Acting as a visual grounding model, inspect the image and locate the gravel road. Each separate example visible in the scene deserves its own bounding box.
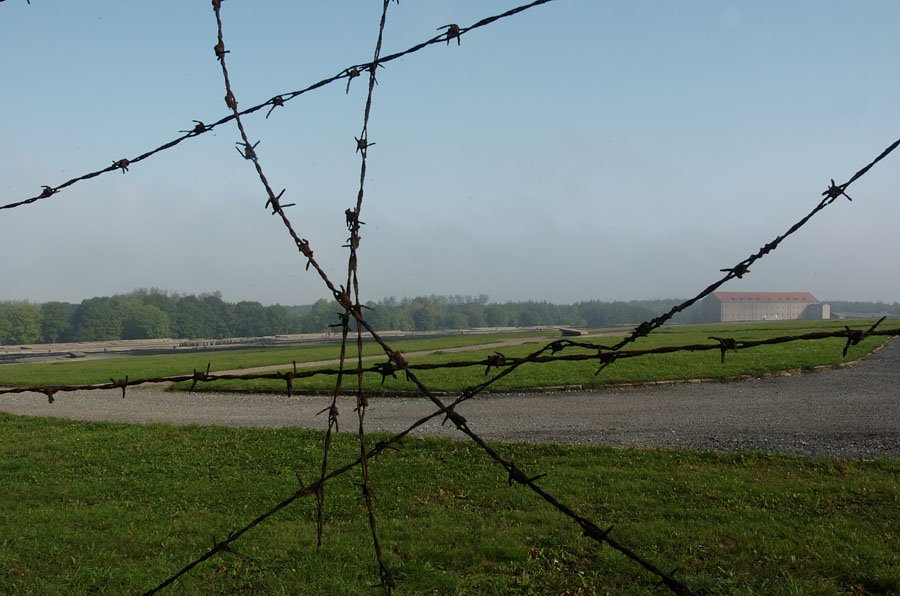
[2,340,897,459]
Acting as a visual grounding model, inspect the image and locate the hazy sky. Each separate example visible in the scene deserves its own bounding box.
[2,1,898,306]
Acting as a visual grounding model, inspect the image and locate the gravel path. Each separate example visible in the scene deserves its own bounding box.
[2,340,898,459]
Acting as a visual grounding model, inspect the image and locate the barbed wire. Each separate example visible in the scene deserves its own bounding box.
[3,0,898,593]
[196,1,696,590]
[333,0,394,591]
[0,0,557,213]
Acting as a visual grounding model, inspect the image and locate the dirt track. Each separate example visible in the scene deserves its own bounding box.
[1,340,898,459]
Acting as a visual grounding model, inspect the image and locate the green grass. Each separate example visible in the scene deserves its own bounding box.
[0,413,896,594]
[0,331,550,388]
[184,320,892,394]
[0,322,891,395]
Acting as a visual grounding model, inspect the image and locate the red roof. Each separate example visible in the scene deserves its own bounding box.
[712,292,818,303]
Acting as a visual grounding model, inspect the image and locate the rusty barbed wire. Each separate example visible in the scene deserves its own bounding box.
[209,0,399,590]
[3,0,897,592]
[207,0,351,343]
[0,0,558,213]
[211,0,345,561]
[333,0,395,592]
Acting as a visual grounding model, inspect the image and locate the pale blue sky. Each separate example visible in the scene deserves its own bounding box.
[2,1,898,305]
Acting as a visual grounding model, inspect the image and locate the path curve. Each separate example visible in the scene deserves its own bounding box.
[1,340,897,459]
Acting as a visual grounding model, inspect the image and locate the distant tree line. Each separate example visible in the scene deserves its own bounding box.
[7,290,893,346]
[827,301,900,316]
[0,290,299,345]
[359,295,705,331]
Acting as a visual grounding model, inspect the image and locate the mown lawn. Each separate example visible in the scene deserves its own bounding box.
[0,414,896,594]
[0,331,551,388]
[181,320,892,394]
[0,321,890,396]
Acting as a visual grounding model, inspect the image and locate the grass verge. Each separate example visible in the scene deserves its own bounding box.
[1,414,897,594]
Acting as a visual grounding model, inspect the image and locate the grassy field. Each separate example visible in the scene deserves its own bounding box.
[184,320,891,394]
[0,321,890,396]
[0,332,549,388]
[0,414,896,595]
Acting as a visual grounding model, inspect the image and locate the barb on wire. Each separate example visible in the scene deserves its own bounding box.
[439,24,461,46]
[235,140,260,160]
[179,120,210,135]
[709,337,738,364]
[842,316,886,357]
[110,376,129,399]
[189,363,211,393]
[1,0,558,212]
[345,67,361,94]
[265,95,285,119]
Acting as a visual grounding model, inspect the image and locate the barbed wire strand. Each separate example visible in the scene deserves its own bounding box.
[206,0,350,355]
[417,138,898,409]
[0,0,557,213]
[315,315,349,549]
[195,0,687,587]
[341,0,394,591]
[208,1,384,587]
[600,139,900,361]
[210,3,393,590]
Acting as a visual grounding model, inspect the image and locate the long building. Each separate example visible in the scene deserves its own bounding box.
[702,292,830,323]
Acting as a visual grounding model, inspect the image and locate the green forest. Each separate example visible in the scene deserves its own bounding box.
[1,290,897,345]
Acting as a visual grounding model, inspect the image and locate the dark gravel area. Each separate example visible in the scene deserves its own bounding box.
[1,340,897,459]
